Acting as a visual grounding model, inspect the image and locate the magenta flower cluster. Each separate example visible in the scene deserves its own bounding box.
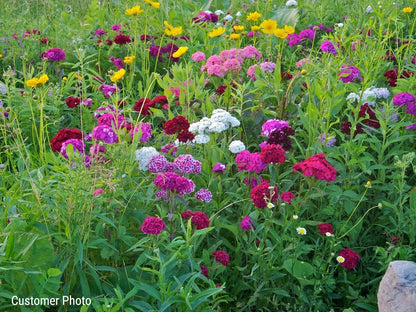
[293,153,337,182]
[338,65,363,83]
[235,150,267,174]
[195,189,213,202]
[140,216,166,235]
[154,172,195,196]
[42,47,66,61]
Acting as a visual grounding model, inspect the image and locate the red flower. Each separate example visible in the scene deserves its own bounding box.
[250,181,278,208]
[212,250,230,266]
[260,144,286,164]
[140,216,166,235]
[114,34,131,44]
[317,223,334,235]
[65,96,81,108]
[293,153,337,182]
[338,248,360,269]
[177,130,195,143]
[181,211,210,230]
[215,85,227,95]
[50,128,83,152]
[40,38,48,44]
[133,98,153,115]
[151,95,169,109]
[280,191,295,204]
[163,116,190,135]
[200,265,209,278]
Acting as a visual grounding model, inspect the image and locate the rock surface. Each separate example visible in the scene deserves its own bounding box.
[378,260,416,312]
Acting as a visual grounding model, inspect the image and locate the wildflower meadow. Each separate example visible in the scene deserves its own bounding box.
[1,0,416,311]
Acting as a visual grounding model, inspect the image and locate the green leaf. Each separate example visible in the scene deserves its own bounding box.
[47,268,61,277]
[282,259,315,279]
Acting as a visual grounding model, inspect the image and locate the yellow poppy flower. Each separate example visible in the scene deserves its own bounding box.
[230,33,241,40]
[233,25,244,32]
[260,19,278,34]
[247,11,261,21]
[26,74,49,87]
[284,25,295,34]
[164,21,183,36]
[143,0,160,8]
[251,25,260,31]
[403,7,413,13]
[110,68,126,82]
[274,28,288,39]
[208,26,226,38]
[125,5,143,15]
[172,46,188,58]
[124,55,136,64]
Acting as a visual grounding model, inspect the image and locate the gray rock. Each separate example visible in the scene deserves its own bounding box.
[378,260,416,312]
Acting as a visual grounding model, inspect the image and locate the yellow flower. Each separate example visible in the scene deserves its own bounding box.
[284,25,295,34]
[38,74,49,84]
[124,55,136,64]
[26,74,49,87]
[0,54,2,58]
[208,26,226,38]
[403,7,413,13]
[62,77,68,82]
[230,33,241,40]
[247,11,261,21]
[75,74,82,80]
[267,202,275,208]
[251,25,260,31]
[110,68,126,82]
[143,0,160,8]
[125,5,143,15]
[365,181,371,188]
[233,25,244,32]
[164,21,183,36]
[172,46,188,58]
[274,28,289,39]
[260,19,278,34]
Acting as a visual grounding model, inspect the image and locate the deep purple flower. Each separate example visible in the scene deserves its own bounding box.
[109,56,124,69]
[338,65,362,83]
[92,125,118,143]
[60,139,85,159]
[240,216,254,230]
[94,29,107,36]
[141,216,166,235]
[393,93,415,107]
[212,163,226,172]
[320,40,337,55]
[43,48,66,61]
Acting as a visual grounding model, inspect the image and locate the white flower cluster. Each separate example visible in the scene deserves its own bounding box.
[189,109,241,144]
[229,140,246,153]
[286,0,298,7]
[346,86,390,106]
[135,147,159,171]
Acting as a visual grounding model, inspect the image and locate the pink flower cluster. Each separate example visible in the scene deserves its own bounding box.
[212,250,230,266]
[235,150,267,174]
[140,216,166,235]
[240,216,254,230]
[181,210,210,230]
[293,153,337,182]
[174,154,201,174]
[195,188,213,202]
[130,122,152,142]
[261,119,290,136]
[201,46,261,78]
[60,139,85,159]
[250,180,278,208]
[154,172,195,196]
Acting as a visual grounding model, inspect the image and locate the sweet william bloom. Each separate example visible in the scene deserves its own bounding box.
[195,189,213,202]
[240,216,254,230]
[260,19,278,34]
[125,5,143,15]
[43,47,65,61]
[338,65,362,83]
[247,11,261,21]
[182,211,210,230]
[212,162,226,172]
[393,93,415,106]
[172,47,188,58]
[208,27,226,38]
[93,188,104,195]
[212,250,230,266]
[192,51,206,62]
[200,265,209,278]
[318,223,334,235]
[280,191,295,203]
[110,68,126,82]
[141,216,166,235]
[50,128,83,152]
[338,248,360,269]
[320,40,337,55]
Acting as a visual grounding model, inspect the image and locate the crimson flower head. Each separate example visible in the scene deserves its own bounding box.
[133,98,153,115]
[65,96,81,108]
[212,250,230,266]
[181,211,210,230]
[163,116,190,135]
[293,153,337,182]
[50,128,83,152]
[317,223,334,235]
[250,181,278,208]
[140,216,166,235]
[338,248,360,269]
[260,144,286,164]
